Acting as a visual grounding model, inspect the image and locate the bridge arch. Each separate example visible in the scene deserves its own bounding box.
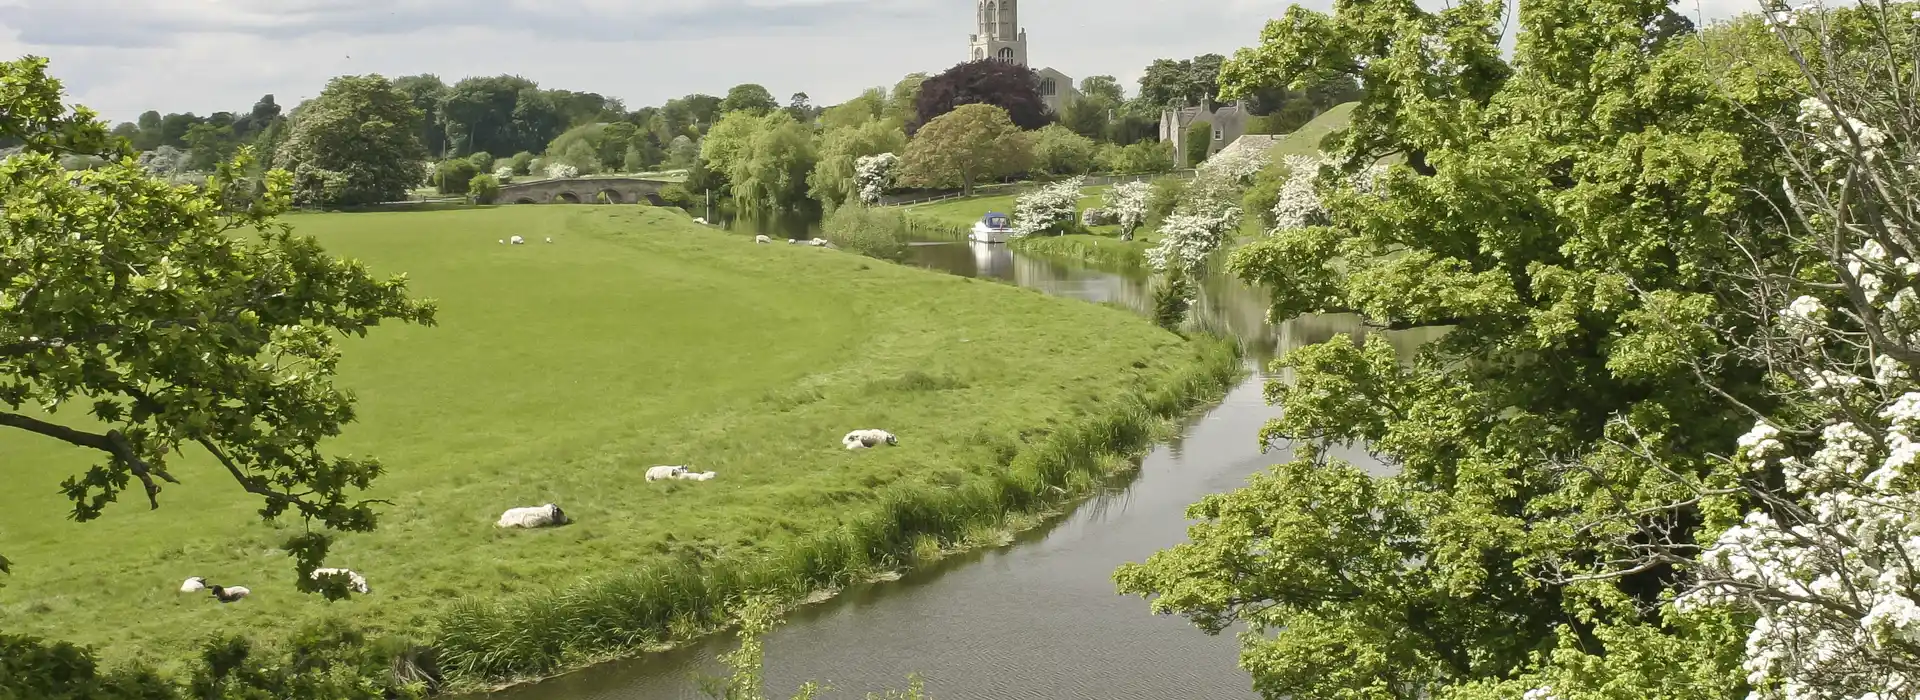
[554,192,581,204]
[596,189,623,204]
[514,197,537,205]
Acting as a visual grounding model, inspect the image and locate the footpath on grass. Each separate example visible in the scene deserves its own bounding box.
[0,205,1240,692]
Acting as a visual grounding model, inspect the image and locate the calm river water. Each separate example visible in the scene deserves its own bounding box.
[480,235,1438,700]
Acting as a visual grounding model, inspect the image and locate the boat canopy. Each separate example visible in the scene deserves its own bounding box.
[980,212,1011,228]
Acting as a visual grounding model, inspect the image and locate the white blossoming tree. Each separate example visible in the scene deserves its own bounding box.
[1104,181,1151,241]
[854,152,898,205]
[1011,177,1085,237]
[544,162,580,180]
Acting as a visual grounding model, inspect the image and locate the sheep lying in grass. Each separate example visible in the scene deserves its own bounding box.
[180,577,207,593]
[755,234,772,244]
[809,238,830,247]
[310,568,371,594]
[677,471,717,481]
[509,235,526,245]
[646,465,690,482]
[210,585,250,603]
[693,217,708,225]
[497,504,568,528]
[843,429,898,450]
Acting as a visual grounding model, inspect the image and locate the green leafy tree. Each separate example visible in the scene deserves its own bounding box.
[509,150,535,175]
[1059,98,1111,140]
[466,151,494,173]
[898,103,1032,196]
[731,113,818,213]
[469,173,501,204]
[1116,2,1798,698]
[434,158,479,195]
[808,118,908,207]
[885,73,928,124]
[182,122,237,171]
[721,84,779,115]
[1099,140,1173,174]
[0,57,437,593]
[275,74,428,206]
[1030,124,1099,176]
[667,136,699,170]
[1078,75,1126,106]
[699,111,772,184]
[392,74,449,157]
[819,88,888,131]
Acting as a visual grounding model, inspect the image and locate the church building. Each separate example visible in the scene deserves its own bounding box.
[967,0,1081,114]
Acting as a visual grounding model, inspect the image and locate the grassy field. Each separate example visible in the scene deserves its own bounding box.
[0,205,1234,682]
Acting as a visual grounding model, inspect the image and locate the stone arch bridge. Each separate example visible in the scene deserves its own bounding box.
[498,177,673,205]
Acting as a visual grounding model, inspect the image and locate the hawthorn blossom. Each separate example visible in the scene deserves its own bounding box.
[1103,181,1151,241]
[545,163,580,179]
[1012,177,1085,237]
[1146,207,1241,275]
[854,153,899,205]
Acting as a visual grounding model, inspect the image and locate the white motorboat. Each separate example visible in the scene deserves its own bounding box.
[968,211,1012,244]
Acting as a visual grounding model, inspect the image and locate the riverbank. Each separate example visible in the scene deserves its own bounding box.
[0,205,1241,691]
[901,187,1161,268]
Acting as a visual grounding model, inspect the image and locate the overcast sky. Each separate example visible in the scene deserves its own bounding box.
[0,0,1757,124]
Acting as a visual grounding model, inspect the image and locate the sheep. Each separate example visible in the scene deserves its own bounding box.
[180,576,207,593]
[497,504,569,529]
[310,568,371,594]
[843,429,899,449]
[693,217,708,225]
[498,239,505,245]
[509,235,526,245]
[646,465,690,482]
[755,234,772,244]
[674,471,717,481]
[210,585,251,603]
[545,237,554,244]
[810,238,830,247]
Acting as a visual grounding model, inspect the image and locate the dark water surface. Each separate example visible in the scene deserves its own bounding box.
[481,237,1437,700]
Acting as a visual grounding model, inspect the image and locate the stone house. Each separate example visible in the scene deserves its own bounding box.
[1160,98,1255,166]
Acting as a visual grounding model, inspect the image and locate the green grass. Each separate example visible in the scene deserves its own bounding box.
[0,205,1236,684]
[1266,102,1358,160]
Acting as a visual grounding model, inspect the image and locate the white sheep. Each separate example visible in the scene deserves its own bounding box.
[810,238,830,247]
[310,568,371,594]
[755,234,772,244]
[545,237,554,244]
[498,239,505,245]
[497,504,569,528]
[843,429,898,450]
[674,471,717,481]
[210,585,251,603]
[646,465,690,482]
[180,576,207,593]
[693,217,708,225]
[509,235,526,245]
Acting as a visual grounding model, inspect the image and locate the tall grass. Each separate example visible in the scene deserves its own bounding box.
[432,338,1243,686]
[1009,235,1149,269]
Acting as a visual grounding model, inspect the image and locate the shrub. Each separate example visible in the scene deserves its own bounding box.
[493,165,515,183]
[469,174,501,204]
[0,634,175,699]
[1145,176,1188,225]
[466,151,495,173]
[1151,272,1194,331]
[854,152,899,205]
[1099,140,1174,174]
[1011,177,1085,237]
[657,183,695,210]
[544,162,580,179]
[823,204,910,260]
[434,159,480,195]
[509,151,535,176]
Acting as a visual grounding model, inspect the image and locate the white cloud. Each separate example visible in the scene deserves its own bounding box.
[0,0,1763,124]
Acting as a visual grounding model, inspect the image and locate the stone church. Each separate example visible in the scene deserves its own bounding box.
[967,0,1081,114]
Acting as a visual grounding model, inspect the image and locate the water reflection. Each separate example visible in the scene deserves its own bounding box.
[482,236,1438,700]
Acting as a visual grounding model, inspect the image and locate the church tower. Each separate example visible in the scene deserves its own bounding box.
[968,0,1028,66]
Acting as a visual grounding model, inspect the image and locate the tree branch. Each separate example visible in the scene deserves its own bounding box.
[0,411,178,508]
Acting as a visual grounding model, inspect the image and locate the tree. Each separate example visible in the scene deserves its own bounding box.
[1059,98,1111,140]
[699,111,772,187]
[886,73,928,124]
[1079,75,1125,106]
[438,75,537,156]
[721,84,779,115]
[0,57,437,595]
[1103,181,1150,241]
[898,103,1032,195]
[731,114,818,214]
[275,74,428,206]
[466,151,494,173]
[912,60,1051,132]
[1099,140,1173,174]
[468,173,501,204]
[1011,177,1084,237]
[808,118,908,207]
[666,136,699,170]
[1183,121,1212,166]
[820,88,888,131]
[1137,58,1191,108]
[183,122,237,171]
[433,158,479,195]
[1114,0,1820,697]
[1029,124,1099,176]
[786,92,814,123]
[391,75,449,157]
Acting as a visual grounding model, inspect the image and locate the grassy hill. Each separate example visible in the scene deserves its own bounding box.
[0,205,1234,682]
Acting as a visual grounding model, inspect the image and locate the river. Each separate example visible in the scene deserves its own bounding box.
[480,234,1440,700]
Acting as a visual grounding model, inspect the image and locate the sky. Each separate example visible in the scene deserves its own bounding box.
[0,0,1758,125]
